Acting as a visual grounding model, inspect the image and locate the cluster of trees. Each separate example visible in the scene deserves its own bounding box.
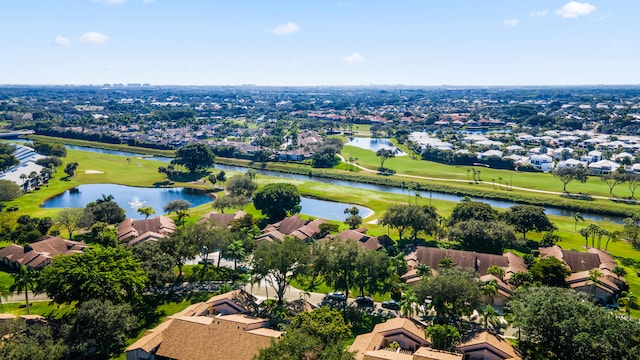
[0,143,18,171]
[311,137,344,168]
[30,141,66,157]
[509,287,640,359]
[173,143,215,173]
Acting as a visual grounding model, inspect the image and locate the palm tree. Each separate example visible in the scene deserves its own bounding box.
[586,224,601,248]
[19,173,27,186]
[176,209,190,225]
[586,269,603,297]
[487,265,506,281]
[10,265,37,315]
[618,291,638,314]
[573,212,585,231]
[579,227,590,249]
[224,240,246,270]
[605,230,620,251]
[480,279,499,305]
[480,305,500,330]
[400,290,418,318]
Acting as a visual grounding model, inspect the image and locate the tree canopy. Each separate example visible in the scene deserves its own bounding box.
[414,267,480,322]
[528,256,570,288]
[508,286,640,360]
[225,174,258,198]
[553,165,588,192]
[0,179,21,202]
[37,245,148,305]
[448,198,498,226]
[504,205,555,239]
[448,219,515,254]
[251,237,309,305]
[173,143,215,172]
[253,183,301,221]
[83,195,126,225]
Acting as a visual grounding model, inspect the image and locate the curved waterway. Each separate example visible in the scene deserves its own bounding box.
[41,184,373,222]
[52,143,625,223]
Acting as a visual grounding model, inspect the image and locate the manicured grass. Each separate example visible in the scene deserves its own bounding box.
[341,144,640,200]
[0,301,76,319]
[0,271,14,289]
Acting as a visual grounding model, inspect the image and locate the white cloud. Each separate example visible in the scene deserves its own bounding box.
[271,22,300,35]
[79,32,110,44]
[54,36,71,46]
[530,10,548,17]
[503,19,518,27]
[556,2,596,18]
[343,52,365,64]
[92,0,128,4]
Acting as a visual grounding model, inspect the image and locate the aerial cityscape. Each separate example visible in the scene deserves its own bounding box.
[0,1,639,360]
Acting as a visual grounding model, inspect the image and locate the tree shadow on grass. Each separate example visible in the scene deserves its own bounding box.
[167,170,210,183]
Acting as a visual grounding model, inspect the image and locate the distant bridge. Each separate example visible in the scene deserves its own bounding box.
[0,130,34,139]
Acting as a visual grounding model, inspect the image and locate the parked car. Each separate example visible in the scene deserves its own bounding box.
[327,291,347,301]
[355,295,374,307]
[381,300,400,310]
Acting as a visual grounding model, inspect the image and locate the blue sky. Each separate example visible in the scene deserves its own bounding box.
[1,1,637,86]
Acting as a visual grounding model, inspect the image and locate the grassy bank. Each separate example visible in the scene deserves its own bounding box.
[24,135,175,157]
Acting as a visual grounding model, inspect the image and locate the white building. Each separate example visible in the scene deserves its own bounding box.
[529,154,554,172]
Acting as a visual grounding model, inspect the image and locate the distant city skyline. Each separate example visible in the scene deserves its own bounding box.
[2,1,637,86]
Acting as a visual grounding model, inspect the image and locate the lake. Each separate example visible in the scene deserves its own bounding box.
[42,184,373,221]
[346,137,407,156]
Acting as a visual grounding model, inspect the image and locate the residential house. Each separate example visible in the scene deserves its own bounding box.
[587,159,620,175]
[331,228,394,251]
[126,290,281,360]
[0,236,88,270]
[528,154,554,172]
[456,331,521,360]
[117,216,176,246]
[256,215,326,242]
[200,210,247,229]
[580,150,602,163]
[539,246,625,304]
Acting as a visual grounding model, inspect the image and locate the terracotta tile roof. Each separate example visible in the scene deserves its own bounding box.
[457,331,520,360]
[117,216,176,244]
[275,215,307,235]
[127,318,174,353]
[0,244,25,261]
[407,247,509,275]
[566,270,619,292]
[539,245,601,272]
[0,237,87,269]
[336,229,383,251]
[200,210,246,228]
[350,318,429,360]
[155,315,280,360]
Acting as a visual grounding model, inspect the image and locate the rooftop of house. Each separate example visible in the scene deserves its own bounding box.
[199,210,246,228]
[0,236,88,269]
[457,331,521,360]
[117,216,176,245]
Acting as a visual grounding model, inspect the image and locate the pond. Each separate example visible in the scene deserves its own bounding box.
[41,184,374,221]
[346,137,407,156]
[36,143,625,223]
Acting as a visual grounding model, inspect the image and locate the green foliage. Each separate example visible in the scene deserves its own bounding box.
[0,179,21,202]
[71,299,137,359]
[225,174,257,197]
[376,148,395,169]
[31,141,67,157]
[256,307,354,360]
[252,237,309,305]
[84,194,126,225]
[35,156,63,168]
[86,222,119,247]
[414,267,480,322]
[312,145,340,168]
[253,183,301,221]
[529,256,570,287]
[504,205,555,239]
[379,204,437,241]
[553,165,588,192]
[163,199,191,214]
[448,219,515,254]
[0,153,18,171]
[136,205,156,219]
[9,265,37,315]
[343,206,363,230]
[448,198,498,226]
[0,321,67,360]
[508,286,640,360]
[63,161,78,177]
[424,324,461,351]
[37,245,148,305]
[2,215,52,244]
[174,143,215,172]
[54,208,88,239]
[132,241,175,287]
